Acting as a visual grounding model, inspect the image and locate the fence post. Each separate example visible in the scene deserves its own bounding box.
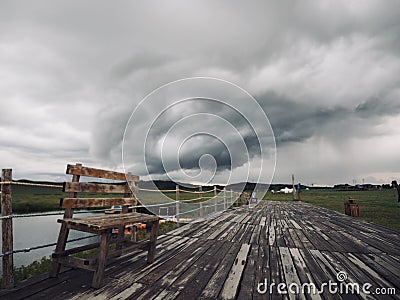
[2,168,14,289]
[176,185,180,227]
[199,185,203,218]
[214,186,217,212]
[292,174,295,201]
[223,189,226,210]
[230,189,233,207]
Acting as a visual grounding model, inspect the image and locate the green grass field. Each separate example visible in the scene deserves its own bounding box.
[262,189,400,230]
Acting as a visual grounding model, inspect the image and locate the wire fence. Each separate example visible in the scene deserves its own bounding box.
[0,180,241,253]
[0,235,97,258]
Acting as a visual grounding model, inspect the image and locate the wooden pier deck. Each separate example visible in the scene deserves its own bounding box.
[1,201,399,299]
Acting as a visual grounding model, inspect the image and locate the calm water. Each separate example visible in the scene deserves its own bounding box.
[0,212,100,273]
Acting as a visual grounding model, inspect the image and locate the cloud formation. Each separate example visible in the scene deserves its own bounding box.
[0,0,399,185]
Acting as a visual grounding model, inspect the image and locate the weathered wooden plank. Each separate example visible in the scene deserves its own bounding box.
[207,220,232,240]
[1,168,14,289]
[109,282,144,300]
[192,218,222,239]
[58,256,97,272]
[92,233,111,288]
[289,248,322,300]
[61,212,157,226]
[279,247,306,300]
[107,241,149,259]
[375,253,400,273]
[281,225,296,248]
[249,224,262,245]
[298,249,337,300]
[352,253,400,288]
[289,219,302,229]
[231,223,249,243]
[200,242,241,299]
[220,243,251,300]
[236,243,258,299]
[75,236,177,297]
[241,214,252,224]
[259,216,267,226]
[346,252,395,289]
[50,169,80,278]
[269,245,285,300]
[287,228,304,249]
[293,228,314,249]
[66,164,139,181]
[0,269,89,300]
[147,220,159,263]
[170,240,233,299]
[218,222,242,242]
[137,239,213,290]
[324,251,379,300]
[52,242,100,258]
[63,182,132,194]
[103,236,194,291]
[252,243,270,300]
[61,197,137,208]
[268,222,276,246]
[309,249,339,279]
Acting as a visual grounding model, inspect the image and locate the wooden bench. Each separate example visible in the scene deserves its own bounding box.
[50,163,159,288]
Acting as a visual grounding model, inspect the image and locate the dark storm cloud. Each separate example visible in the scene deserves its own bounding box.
[355,97,400,118]
[255,88,400,148]
[256,92,346,145]
[139,98,263,175]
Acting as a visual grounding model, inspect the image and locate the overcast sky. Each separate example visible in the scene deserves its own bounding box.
[1,0,400,186]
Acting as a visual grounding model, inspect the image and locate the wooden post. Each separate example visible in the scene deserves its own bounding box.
[292,174,295,201]
[147,220,159,263]
[129,175,137,242]
[1,168,14,289]
[223,189,227,210]
[199,186,203,218]
[92,233,110,288]
[214,186,217,212]
[176,185,180,227]
[230,189,233,207]
[51,163,81,277]
[128,172,137,213]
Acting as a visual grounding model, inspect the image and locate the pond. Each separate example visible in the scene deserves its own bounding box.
[0,212,100,274]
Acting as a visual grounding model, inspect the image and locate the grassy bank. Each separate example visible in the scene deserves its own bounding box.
[5,185,65,213]
[6,185,215,214]
[262,189,400,230]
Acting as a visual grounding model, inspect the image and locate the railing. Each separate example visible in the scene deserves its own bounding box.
[0,168,242,288]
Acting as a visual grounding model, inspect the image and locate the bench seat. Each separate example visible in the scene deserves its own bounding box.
[59,212,159,233]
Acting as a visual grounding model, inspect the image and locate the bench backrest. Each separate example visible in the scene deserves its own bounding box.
[60,163,139,211]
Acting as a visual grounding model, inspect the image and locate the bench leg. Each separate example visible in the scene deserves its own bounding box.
[92,232,110,288]
[147,220,159,263]
[116,225,125,253]
[50,224,70,277]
